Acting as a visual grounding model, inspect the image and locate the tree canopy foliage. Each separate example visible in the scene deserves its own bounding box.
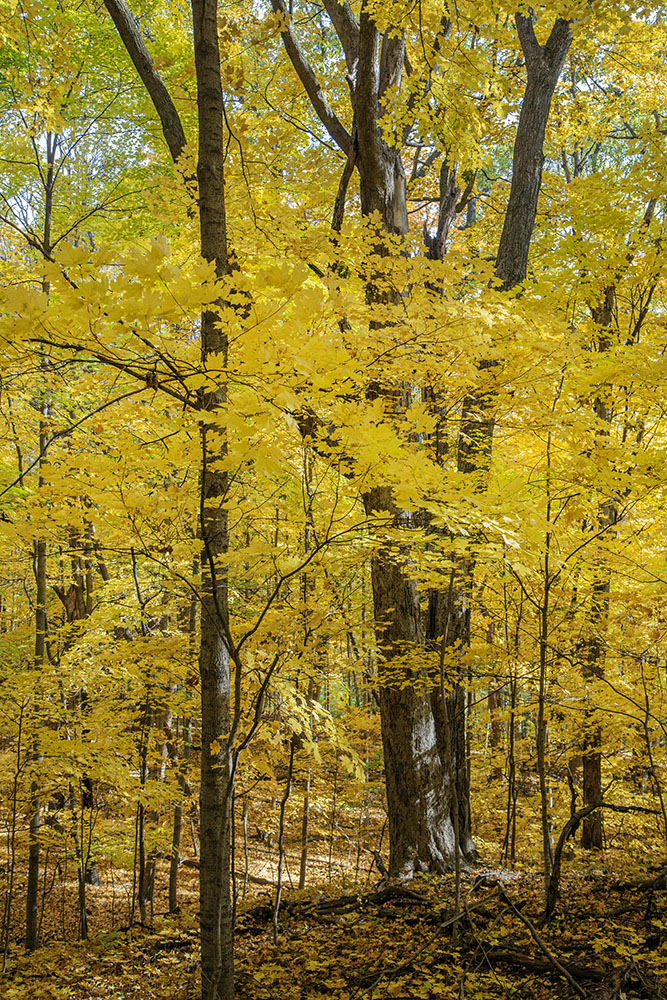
[2,0,667,997]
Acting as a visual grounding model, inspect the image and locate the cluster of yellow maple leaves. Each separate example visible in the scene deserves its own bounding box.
[0,0,666,968]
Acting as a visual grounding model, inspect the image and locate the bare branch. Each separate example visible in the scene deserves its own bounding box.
[321,0,359,76]
[499,886,586,998]
[270,0,351,153]
[103,0,187,163]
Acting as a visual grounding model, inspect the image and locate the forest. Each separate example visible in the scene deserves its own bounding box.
[1,0,667,997]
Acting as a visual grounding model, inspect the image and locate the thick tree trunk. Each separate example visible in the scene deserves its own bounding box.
[440,15,573,868]
[355,8,466,877]
[275,2,573,878]
[426,567,475,858]
[358,9,572,878]
[365,487,460,874]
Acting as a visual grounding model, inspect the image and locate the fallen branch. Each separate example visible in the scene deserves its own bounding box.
[181,859,280,888]
[499,887,586,997]
[616,869,667,892]
[348,891,501,993]
[483,948,605,983]
[605,889,654,919]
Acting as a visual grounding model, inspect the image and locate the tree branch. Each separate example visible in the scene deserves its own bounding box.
[543,799,662,923]
[322,0,359,77]
[495,14,572,287]
[514,13,542,67]
[103,0,187,164]
[355,2,381,166]
[270,0,351,153]
[499,887,586,998]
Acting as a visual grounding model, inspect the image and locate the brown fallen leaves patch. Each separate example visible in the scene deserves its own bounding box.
[4,853,667,999]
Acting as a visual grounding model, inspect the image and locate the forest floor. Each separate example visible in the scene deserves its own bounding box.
[3,840,667,1000]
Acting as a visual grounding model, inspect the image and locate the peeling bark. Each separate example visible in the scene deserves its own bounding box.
[365,487,459,873]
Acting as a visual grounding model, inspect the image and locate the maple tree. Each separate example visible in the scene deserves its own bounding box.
[2,0,667,999]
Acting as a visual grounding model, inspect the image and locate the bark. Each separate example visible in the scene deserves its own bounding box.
[582,392,613,849]
[169,716,192,912]
[496,16,572,290]
[269,0,351,153]
[106,0,235,989]
[456,10,573,512]
[321,0,359,75]
[501,667,519,863]
[537,491,554,887]
[355,9,407,235]
[273,737,296,942]
[353,5,457,877]
[578,203,654,847]
[424,160,461,262]
[192,1,234,996]
[488,687,502,752]
[106,0,232,988]
[298,768,311,889]
[27,130,57,954]
[365,487,462,873]
[170,583,197,913]
[429,15,570,871]
[26,536,46,950]
[425,564,475,858]
[107,0,234,989]
[443,16,572,872]
[102,0,187,163]
[276,2,572,879]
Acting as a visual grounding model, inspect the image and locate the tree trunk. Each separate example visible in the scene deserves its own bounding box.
[271,1,573,879]
[577,201,655,846]
[581,573,610,849]
[354,10,467,877]
[358,8,572,878]
[102,1,234,991]
[27,130,57,953]
[26,535,46,951]
[192,0,234,996]
[580,289,616,849]
[169,716,192,913]
[365,491,461,874]
[298,768,311,889]
[426,566,475,858]
[496,16,572,290]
